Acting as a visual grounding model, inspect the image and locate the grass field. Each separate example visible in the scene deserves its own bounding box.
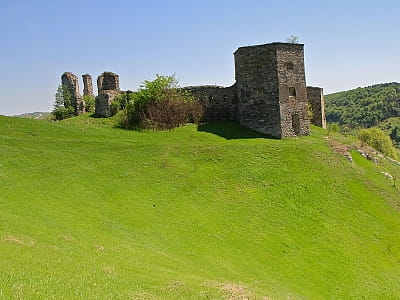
[1,114,400,299]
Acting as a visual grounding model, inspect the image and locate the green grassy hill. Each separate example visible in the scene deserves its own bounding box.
[1,115,400,299]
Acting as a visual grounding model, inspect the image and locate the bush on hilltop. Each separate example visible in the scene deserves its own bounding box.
[118,74,203,130]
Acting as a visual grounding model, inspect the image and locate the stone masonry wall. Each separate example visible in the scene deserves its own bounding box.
[82,74,95,98]
[234,44,283,138]
[234,43,310,138]
[95,90,120,117]
[95,72,121,117]
[61,72,85,115]
[184,85,238,121]
[307,87,327,129]
[97,72,120,94]
[276,44,310,137]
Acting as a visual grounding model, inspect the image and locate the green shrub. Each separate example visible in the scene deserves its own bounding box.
[113,110,128,128]
[110,92,135,117]
[52,107,75,121]
[83,95,95,113]
[357,127,398,159]
[327,123,340,134]
[110,100,121,116]
[120,75,203,130]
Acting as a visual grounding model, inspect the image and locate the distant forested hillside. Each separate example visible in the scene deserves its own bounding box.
[13,112,51,120]
[325,82,400,128]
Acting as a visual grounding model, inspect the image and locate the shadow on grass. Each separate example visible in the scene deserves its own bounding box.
[198,121,274,140]
[89,113,101,118]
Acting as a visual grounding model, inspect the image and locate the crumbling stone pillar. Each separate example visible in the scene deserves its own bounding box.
[307,86,327,129]
[82,74,95,98]
[61,72,85,115]
[97,72,120,94]
[95,72,121,117]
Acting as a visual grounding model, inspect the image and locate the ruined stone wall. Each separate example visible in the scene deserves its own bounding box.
[184,85,238,121]
[307,87,327,129]
[97,72,120,93]
[276,44,310,137]
[95,72,121,117]
[61,72,85,115]
[95,90,120,117]
[234,44,283,138]
[82,74,95,98]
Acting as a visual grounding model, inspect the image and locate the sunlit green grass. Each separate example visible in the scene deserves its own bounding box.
[1,114,400,299]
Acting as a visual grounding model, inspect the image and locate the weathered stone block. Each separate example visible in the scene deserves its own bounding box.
[95,90,120,117]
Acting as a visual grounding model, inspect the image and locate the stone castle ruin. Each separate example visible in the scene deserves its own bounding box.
[185,43,326,138]
[61,42,326,138]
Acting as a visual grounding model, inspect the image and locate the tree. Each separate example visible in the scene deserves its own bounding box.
[52,85,75,120]
[285,35,299,44]
[390,126,400,146]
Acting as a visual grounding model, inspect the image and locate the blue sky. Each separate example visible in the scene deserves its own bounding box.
[0,0,399,115]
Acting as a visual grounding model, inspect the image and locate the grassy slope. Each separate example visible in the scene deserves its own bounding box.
[1,115,400,299]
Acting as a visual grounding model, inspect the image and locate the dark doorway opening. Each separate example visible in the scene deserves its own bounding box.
[292,114,300,135]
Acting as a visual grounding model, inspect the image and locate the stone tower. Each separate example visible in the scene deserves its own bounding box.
[234,43,310,138]
[82,74,95,98]
[95,72,121,117]
[61,72,85,115]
